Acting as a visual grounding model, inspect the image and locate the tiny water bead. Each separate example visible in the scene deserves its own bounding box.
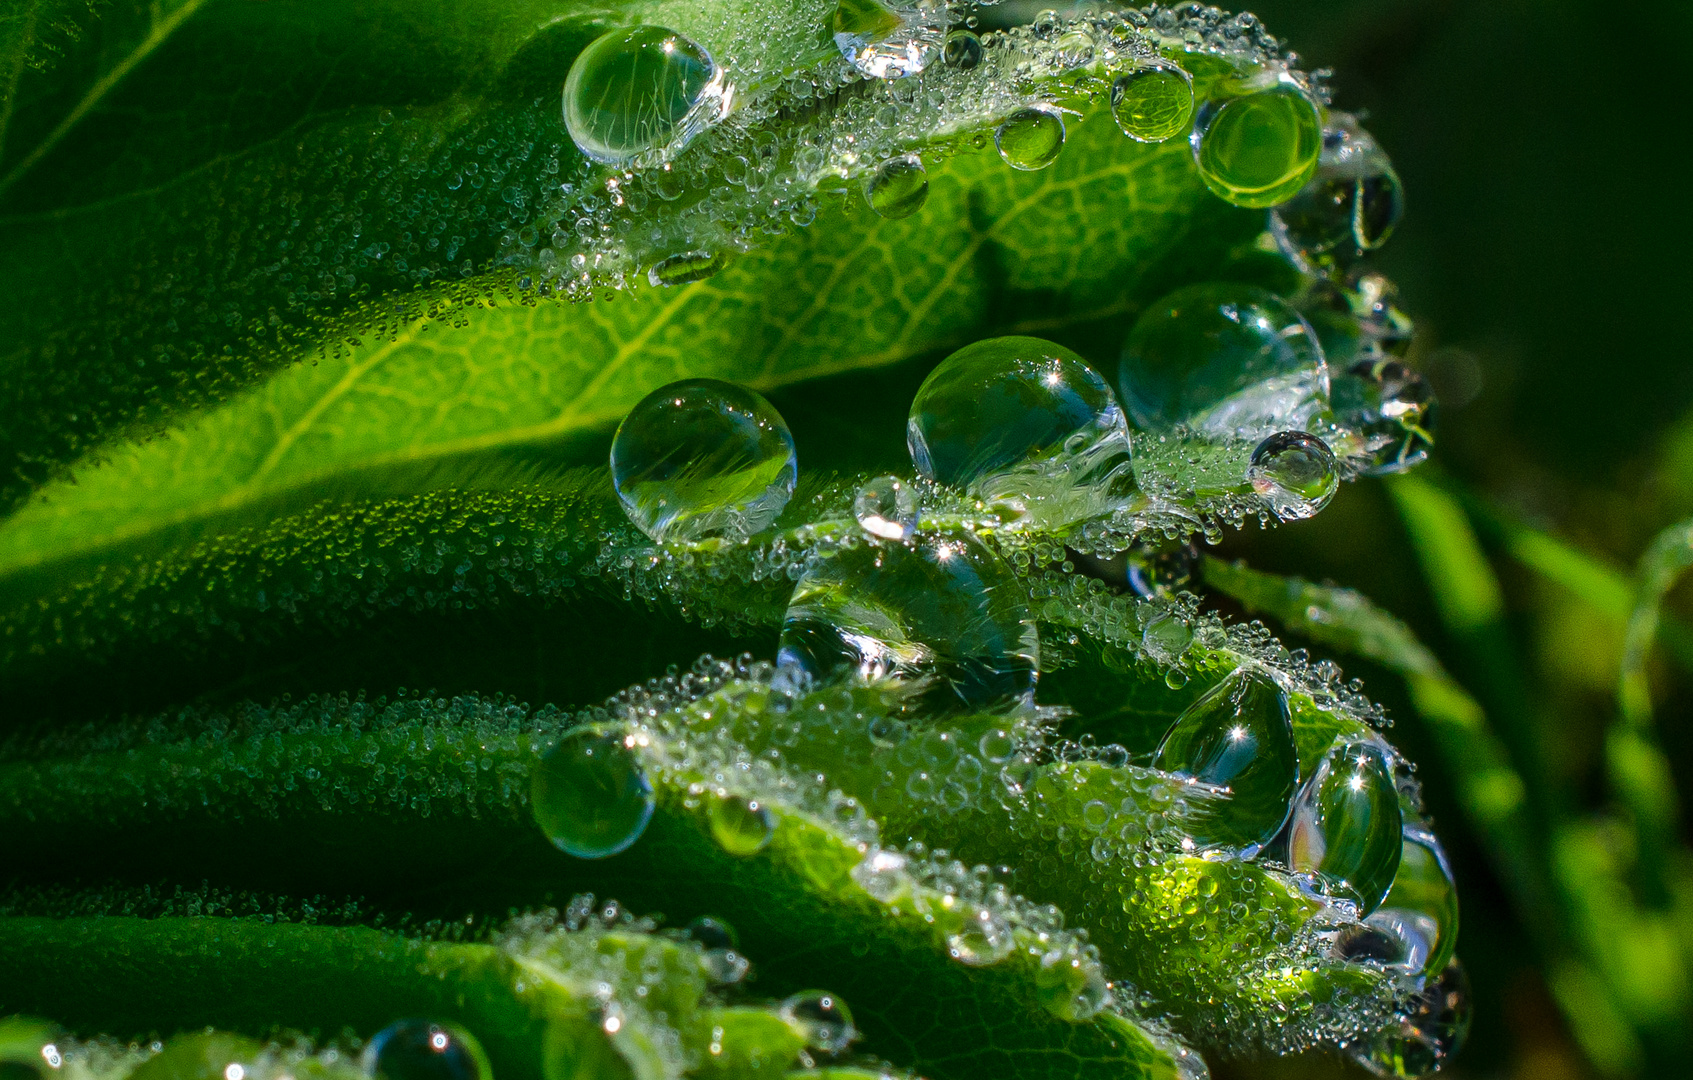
[1191,76,1322,208]
[1111,64,1195,143]
[907,336,1129,491]
[853,475,919,540]
[995,106,1066,171]
[946,906,1015,966]
[1118,283,1330,438]
[709,793,777,856]
[1273,115,1405,267]
[777,532,1039,713]
[1332,357,1436,475]
[362,1022,489,1080]
[1247,431,1339,521]
[648,250,728,288]
[779,991,856,1053]
[1152,667,1299,856]
[532,727,655,859]
[864,155,929,219]
[610,379,797,545]
[831,0,944,79]
[562,26,726,167]
[1288,740,1403,915]
[1357,960,1472,1078]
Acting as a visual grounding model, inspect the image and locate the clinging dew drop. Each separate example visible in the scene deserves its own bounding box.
[1332,357,1436,475]
[995,105,1066,171]
[1248,431,1339,521]
[648,250,727,288]
[865,155,929,219]
[362,1022,490,1080]
[1273,114,1405,268]
[1153,666,1300,856]
[610,379,797,544]
[1288,739,1403,914]
[1118,283,1330,438]
[831,0,944,79]
[709,793,777,856]
[778,531,1039,713]
[563,26,727,166]
[1191,74,1322,208]
[942,29,983,69]
[854,475,919,540]
[1111,63,1194,143]
[531,727,655,859]
[779,991,856,1052]
[1345,827,1460,977]
[1356,960,1472,1078]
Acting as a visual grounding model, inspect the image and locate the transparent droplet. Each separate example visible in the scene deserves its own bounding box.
[686,917,749,983]
[532,727,655,859]
[648,250,727,288]
[1248,431,1339,521]
[854,475,919,540]
[942,29,983,69]
[563,26,727,166]
[362,1022,489,1080]
[128,1034,263,1080]
[1111,63,1194,143]
[1118,282,1330,438]
[1126,540,1198,598]
[907,336,1132,518]
[831,0,944,79]
[1354,959,1472,1078]
[1153,667,1299,856]
[947,907,1015,966]
[1272,114,1404,268]
[685,915,738,951]
[777,531,1039,713]
[1333,357,1436,475]
[1035,947,1110,1021]
[610,379,797,544]
[709,793,776,856]
[865,155,929,219]
[779,991,856,1052]
[1348,827,1459,977]
[1190,74,1322,208]
[995,105,1066,170]
[1289,740,1403,915]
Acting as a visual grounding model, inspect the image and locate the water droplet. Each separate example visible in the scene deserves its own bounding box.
[1248,431,1338,520]
[1273,114,1404,268]
[942,29,983,69]
[610,379,797,544]
[563,26,727,166]
[778,531,1039,713]
[1111,63,1194,143]
[648,250,727,287]
[907,336,1132,514]
[947,906,1015,966]
[1126,540,1198,597]
[129,1034,263,1080]
[779,991,856,1052]
[1355,960,1472,1078]
[362,1023,489,1080]
[1191,75,1322,208]
[854,475,919,540]
[865,154,929,219]
[1289,740,1402,915]
[1035,947,1110,1020]
[1333,357,1436,475]
[995,105,1066,170]
[532,727,655,858]
[1118,283,1330,438]
[831,0,944,79]
[709,793,776,856]
[1153,667,1299,856]
[1348,828,1459,977]
[686,917,749,983]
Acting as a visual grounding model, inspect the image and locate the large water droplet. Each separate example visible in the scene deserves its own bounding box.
[1355,959,1472,1078]
[831,0,944,79]
[1118,283,1330,438]
[1191,75,1322,208]
[1248,431,1339,520]
[709,793,776,856]
[995,105,1066,170]
[648,250,727,288]
[563,26,727,166]
[942,29,983,69]
[907,336,1132,515]
[854,475,919,540]
[1153,667,1299,856]
[1333,357,1436,475]
[1289,740,1403,914]
[610,379,797,544]
[1348,827,1459,977]
[778,531,1039,713]
[1273,114,1404,268]
[362,1022,490,1080]
[865,154,929,219]
[532,727,655,859]
[780,991,856,1052]
[1111,63,1194,143]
